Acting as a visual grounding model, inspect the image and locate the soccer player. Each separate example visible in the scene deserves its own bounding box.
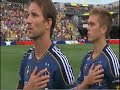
[77,7,120,89]
[16,0,75,89]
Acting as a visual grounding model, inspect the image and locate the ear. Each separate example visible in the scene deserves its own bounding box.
[101,26,107,34]
[45,18,52,30]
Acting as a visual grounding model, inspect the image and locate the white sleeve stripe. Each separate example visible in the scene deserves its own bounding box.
[106,48,117,76]
[106,48,117,77]
[60,53,75,83]
[52,48,71,84]
[53,46,72,78]
[108,47,120,68]
[107,47,119,77]
[54,46,75,80]
[106,49,117,75]
[108,47,120,76]
[54,48,71,83]
[53,46,74,80]
[61,55,75,84]
[108,47,119,70]
[53,46,75,83]
[57,48,75,82]
[52,46,74,84]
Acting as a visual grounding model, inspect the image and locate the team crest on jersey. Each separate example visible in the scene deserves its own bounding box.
[25,65,31,77]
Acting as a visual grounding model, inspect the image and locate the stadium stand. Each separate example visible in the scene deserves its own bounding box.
[0,0,119,45]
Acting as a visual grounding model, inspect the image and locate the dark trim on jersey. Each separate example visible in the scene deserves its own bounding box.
[33,49,48,62]
[102,44,119,77]
[48,44,75,86]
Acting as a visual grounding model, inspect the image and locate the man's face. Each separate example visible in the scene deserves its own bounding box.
[87,15,103,43]
[26,2,48,40]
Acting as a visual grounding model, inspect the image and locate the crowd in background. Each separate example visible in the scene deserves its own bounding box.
[1,3,28,41]
[64,4,93,15]
[0,2,119,41]
[53,12,79,40]
[104,5,119,12]
[1,3,79,41]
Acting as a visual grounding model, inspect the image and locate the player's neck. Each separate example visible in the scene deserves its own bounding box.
[34,37,52,60]
[93,39,106,55]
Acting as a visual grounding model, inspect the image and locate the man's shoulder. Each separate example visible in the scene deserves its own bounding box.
[27,47,34,53]
[49,45,66,58]
[22,47,34,59]
[83,50,93,59]
[102,45,118,60]
[48,45,75,86]
[48,44,70,65]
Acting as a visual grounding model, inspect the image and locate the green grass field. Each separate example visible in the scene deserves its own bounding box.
[1,44,119,89]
